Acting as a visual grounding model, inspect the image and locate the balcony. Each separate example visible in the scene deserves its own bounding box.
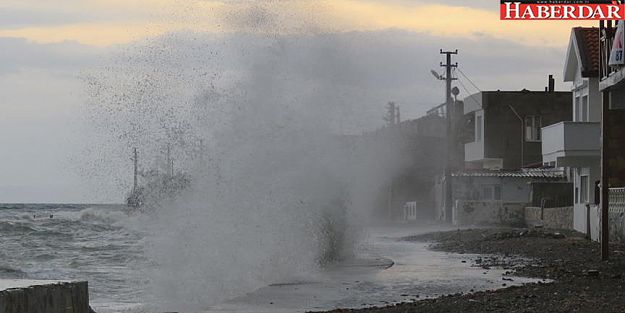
[542,121,600,167]
[600,21,625,90]
[465,140,484,162]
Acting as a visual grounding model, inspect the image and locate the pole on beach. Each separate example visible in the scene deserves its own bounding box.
[601,85,610,261]
[440,50,458,223]
[132,148,138,193]
[599,19,611,261]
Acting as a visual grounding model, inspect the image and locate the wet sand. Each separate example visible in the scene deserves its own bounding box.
[207,226,540,313]
[321,228,625,313]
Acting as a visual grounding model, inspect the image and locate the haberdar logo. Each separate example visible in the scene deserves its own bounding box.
[501,0,625,20]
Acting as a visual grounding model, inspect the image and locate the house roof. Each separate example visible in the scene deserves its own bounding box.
[564,27,600,81]
[575,27,600,77]
[453,168,566,179]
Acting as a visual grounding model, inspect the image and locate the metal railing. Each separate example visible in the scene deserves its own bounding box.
[609,187,625,213]
[600,21,617,81]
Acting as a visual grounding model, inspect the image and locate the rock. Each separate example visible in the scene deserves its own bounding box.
[545,232,566,239]
[586,270,600,277]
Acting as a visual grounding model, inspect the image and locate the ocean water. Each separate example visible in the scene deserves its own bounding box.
[0,204,147,312]
[0,204,543,313]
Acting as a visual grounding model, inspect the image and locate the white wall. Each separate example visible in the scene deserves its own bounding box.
[465,109,485,162]
[588,77,601,122]
[572,164,600,240]
[541,122,565,164]
[573,203,600,241]
[454,176,531,203]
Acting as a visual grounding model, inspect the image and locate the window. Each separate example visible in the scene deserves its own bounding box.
[482,185,502,200]
[580,175,589,203]
[525,116,542,141]
[476,115,483,142]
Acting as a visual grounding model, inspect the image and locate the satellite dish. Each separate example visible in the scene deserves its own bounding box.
[452,86,460,96]
[430,70,441,80]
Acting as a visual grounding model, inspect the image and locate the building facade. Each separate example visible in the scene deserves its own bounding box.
[464,89,572,170]
[599,21,625,244]
[542,27,602,239]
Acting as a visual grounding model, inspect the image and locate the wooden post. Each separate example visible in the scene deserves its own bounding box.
[440,50,458,223]
[601,90,610,260]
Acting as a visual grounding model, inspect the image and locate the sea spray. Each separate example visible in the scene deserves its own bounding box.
[82,11,411,313]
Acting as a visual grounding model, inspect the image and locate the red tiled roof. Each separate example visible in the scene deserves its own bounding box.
[574,27,600,78]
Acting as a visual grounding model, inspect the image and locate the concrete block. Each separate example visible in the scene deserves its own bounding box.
[0,280,90,313]
[524,206,574,230]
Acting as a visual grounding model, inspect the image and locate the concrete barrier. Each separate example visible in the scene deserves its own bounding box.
[453,200,527,226]
[525,206,574,230]
[0,280,90,313]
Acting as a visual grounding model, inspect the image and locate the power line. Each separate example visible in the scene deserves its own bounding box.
[454,68,482,108]
[456,67,481,92]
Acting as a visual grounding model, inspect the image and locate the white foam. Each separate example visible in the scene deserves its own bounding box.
[0,279,69,292]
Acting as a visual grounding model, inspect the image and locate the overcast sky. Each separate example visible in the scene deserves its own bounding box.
[0,0,596,203]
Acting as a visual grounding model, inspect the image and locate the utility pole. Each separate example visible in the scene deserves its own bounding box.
[384,102,400,127]
[166,145,174,178]
[599,19,611,261]
[396,105,401,125]
[132,148,138,192]
[601,87,610,260]
[440,50,458,223]
[384,101,401,220]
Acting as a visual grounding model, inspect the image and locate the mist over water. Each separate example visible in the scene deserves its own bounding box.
[82,5,412,311]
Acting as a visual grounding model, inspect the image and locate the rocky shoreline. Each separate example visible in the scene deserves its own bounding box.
[317,228,625,313]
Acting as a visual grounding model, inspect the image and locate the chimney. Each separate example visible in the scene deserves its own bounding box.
[548,75,555,92]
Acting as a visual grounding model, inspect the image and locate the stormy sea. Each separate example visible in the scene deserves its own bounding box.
[0,204,543,313]
[0,204,147,313]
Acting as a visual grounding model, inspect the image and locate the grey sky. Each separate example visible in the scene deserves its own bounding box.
[0,1,576,203]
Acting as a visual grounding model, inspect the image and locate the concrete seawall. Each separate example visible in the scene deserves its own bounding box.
[525,206,574,230]
[0,280,90,313]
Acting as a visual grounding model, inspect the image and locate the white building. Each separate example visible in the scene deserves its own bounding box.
[542,27,601,239]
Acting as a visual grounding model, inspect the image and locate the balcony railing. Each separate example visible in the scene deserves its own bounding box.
[600,21,617,81]
[609,187,625,213]
[541,122,600,165]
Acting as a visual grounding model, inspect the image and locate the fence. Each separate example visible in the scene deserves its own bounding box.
[609,187,625,242]
[609,188,625,213]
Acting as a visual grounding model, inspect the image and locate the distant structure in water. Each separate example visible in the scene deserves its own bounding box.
[126,146,190,209]
[126,148,144,208]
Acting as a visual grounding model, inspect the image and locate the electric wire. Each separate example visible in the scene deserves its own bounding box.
[453,68,482,108]
[456,67,482,92]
